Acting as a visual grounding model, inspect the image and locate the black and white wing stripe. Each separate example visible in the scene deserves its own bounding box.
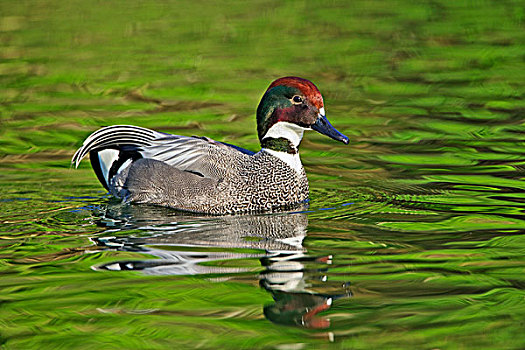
[71,125,158,168]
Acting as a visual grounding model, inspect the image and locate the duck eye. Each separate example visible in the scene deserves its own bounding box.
[292,95,303,104]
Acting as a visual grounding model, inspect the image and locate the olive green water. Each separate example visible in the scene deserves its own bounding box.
[1,1,524,349]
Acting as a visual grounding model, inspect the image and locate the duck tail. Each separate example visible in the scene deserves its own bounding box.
[71,125,157,190]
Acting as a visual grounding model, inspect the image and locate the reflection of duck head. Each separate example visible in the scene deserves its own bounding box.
[93,202,351,328]
[259,254,351,329]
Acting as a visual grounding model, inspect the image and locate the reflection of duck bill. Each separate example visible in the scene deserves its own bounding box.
[301,297,333,329]
[263,293,334,329]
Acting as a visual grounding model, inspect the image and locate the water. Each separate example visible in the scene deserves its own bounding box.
[1,0,524,348]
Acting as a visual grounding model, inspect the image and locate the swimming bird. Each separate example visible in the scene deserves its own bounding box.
[72,77,349,214]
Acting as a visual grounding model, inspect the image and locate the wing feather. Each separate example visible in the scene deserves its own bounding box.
[72,125,157,168]
[72,125,252,179]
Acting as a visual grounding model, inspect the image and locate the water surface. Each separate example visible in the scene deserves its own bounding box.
[1,1,524,349]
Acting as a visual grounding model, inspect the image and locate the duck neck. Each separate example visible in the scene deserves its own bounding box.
[260,123,305,174]
[259,121,304,151]
[260,137,297,154]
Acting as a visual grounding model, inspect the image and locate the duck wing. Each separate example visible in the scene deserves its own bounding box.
[72,125,252,191]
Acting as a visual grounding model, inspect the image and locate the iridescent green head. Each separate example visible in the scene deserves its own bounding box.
[256,77,348,153]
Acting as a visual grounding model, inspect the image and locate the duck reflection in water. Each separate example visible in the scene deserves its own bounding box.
[92,202,351,329]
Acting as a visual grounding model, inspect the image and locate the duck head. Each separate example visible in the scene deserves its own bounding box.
[257,77,349,153]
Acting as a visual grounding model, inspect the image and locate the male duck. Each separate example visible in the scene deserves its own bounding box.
[72,77,348,214]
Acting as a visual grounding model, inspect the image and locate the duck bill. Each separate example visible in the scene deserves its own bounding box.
[311,115,349,144]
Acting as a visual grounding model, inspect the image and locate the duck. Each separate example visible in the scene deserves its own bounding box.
[72,77,349,214]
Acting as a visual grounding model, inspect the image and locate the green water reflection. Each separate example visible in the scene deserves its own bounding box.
[1,0,524,348]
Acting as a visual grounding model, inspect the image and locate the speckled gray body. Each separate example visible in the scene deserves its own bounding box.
[72,125,310,214]
[111,147,309,214]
